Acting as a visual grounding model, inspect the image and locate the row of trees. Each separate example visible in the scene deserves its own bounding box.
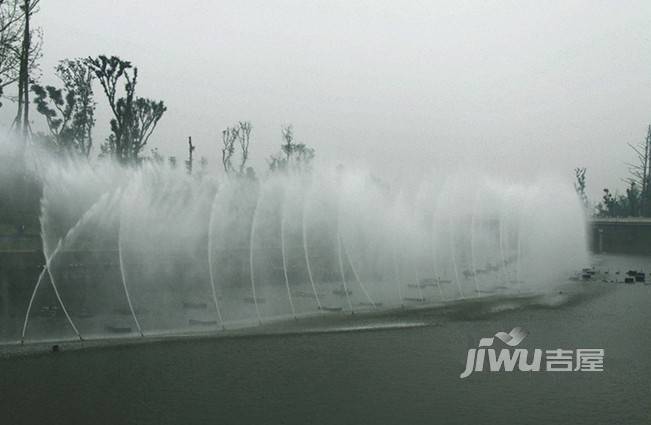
[33,54,314,174]
[32,55,167,162]
[0,0,315,175]
[0,1,168,162]
[209,122,315,178]
[0,1,317,240]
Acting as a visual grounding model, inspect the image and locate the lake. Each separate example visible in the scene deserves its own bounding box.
[1,254,649,425]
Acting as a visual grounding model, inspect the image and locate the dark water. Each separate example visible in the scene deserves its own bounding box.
[1,274,650,424]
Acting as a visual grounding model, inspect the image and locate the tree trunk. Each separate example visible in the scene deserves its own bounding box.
[14,0,31,141]
[21,0,29,138]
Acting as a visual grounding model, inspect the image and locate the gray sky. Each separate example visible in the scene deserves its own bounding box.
[10,0,651,199]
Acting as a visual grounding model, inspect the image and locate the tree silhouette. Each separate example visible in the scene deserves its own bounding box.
[185,136,195,174]
[12,0,42,139]
[0,0,23,108]
[574,167,588,209]
[269,125,315,172]
[31,58,95,156]
[221,126,237,174]
[626,125,651,216]
[237,122,252,174]
[86,55,166,163]
[221,121,253,175]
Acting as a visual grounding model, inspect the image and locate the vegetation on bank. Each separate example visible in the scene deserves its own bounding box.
[577,125,651,218]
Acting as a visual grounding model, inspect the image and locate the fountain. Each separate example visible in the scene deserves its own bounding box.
[0,142,589,345]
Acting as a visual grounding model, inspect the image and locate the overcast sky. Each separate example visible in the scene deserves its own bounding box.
[8,0,651,198]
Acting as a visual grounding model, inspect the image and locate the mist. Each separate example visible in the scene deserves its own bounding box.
[0,136,588,343]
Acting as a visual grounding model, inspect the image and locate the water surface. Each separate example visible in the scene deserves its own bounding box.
[1,260,649,425]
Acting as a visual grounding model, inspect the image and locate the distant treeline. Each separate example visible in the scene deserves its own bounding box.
[576,125,651,218]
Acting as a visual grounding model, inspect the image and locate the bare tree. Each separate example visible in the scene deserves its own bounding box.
[574,167,588,209]
[221,126,237,174]
[221,121,253,175]
[0,0,41,99]
[0,0,23,106]
[237,121,252,174]
[626,125,651,216]
[86,55,166,163]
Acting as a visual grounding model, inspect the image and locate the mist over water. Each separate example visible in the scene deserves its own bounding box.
[0,137,589,344]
